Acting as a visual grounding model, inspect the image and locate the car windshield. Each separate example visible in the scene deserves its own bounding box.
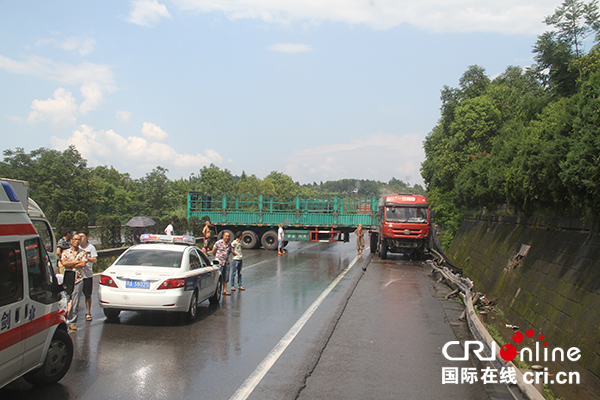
[115,249,183,268]
[385,206,427,223]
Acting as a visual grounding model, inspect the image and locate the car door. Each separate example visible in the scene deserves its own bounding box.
[197,250,216,301]
[0,241,26,388]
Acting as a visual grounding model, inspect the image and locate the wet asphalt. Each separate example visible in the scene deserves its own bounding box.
[1,240,492,400]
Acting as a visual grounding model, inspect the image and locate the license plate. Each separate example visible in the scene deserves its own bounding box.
[126,280,150,289]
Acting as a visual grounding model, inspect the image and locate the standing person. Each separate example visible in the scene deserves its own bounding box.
[230,232,245,292]
[164,220,174,236]
[354,223,365,256]
[61,234,87,331]
[278,223,286,256]
[212,231,232,296]
[202,220,211,255]
[56,228,72,274]
[78,230,97,322]
[132,227,142,244]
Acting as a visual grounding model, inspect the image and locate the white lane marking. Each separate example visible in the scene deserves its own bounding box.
[229,256,360,400]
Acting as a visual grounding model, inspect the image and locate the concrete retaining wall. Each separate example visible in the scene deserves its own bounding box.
[447,213,600,379]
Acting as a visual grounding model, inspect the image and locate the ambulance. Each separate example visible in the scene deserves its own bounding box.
[0,181,73,388]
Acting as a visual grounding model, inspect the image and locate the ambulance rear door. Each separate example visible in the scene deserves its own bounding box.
[0,239,27,388]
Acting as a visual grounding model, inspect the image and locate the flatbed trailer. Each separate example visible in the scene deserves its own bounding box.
[187,193,378,250]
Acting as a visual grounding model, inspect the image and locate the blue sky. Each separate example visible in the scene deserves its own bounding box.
[1,1,558,186]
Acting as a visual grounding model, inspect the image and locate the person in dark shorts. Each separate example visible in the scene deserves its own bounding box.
[202,220,211,255]
[78,230,97,322]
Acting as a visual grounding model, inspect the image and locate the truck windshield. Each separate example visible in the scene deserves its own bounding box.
[385,206,427,223]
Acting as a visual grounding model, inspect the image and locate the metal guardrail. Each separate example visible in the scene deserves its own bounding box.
[428,252,545,400]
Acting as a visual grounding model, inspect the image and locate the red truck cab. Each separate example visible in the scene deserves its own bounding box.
[370,194,431,260]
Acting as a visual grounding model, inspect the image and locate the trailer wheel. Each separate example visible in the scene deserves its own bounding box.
[241,230,259,249]
[261,230,278,251]
[217,229,235,241]
[379,240,387,260]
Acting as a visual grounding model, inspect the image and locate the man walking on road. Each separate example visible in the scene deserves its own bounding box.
[79,230,97,322]
[230,232,245,292]
[213,231,232,296]
[278,223,286,256]
[61,234,87,330]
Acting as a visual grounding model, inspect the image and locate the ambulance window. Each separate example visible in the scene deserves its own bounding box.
[25,238,55,304]
[32,220,55,254]
[0,242,24,307]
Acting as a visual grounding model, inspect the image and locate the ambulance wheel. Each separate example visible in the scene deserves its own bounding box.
[24,328,73,386]
[104,308,121,319]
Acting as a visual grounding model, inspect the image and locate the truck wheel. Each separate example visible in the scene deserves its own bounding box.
[24,328,73,386]
[218,229,235,241]
[261,230,278,251]
[379,240,387,260]
[241,230,259,249]
[370,234,377,253]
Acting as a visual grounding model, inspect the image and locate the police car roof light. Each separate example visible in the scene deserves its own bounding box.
[1,181,20,202]
[140,234,195,245]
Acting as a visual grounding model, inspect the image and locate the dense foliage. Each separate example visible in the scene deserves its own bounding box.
[422,0,600,247]
[0,146,422,228]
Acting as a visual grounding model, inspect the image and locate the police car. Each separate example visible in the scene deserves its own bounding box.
[98,234,222,321]
[0,181,73,389]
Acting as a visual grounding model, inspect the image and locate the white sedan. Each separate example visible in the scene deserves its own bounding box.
[98,234,222,321]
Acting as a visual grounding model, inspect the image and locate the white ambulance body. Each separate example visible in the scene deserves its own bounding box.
[0,181,73,388]
[0,178,57,270]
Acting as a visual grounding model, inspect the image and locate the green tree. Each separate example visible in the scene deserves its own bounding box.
[544,0,600,57]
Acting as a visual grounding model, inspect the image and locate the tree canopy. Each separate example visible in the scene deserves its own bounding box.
[422,0,600,247]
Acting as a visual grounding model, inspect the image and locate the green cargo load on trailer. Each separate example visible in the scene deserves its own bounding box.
[187,193,378,250]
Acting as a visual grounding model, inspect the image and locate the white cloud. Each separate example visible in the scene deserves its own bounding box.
[50,124,223,178]
[0,55,116,120]
[171,0,554,34]
[284,132,426,185]
[269,43,312,53]
[127,0,172,27]
[141,122,169,141]
[116,110,133,122]
[36,35,96,56]
[27,88,78,127]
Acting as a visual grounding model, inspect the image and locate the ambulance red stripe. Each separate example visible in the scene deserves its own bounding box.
[0,223,37,236]
[0,310,64,353]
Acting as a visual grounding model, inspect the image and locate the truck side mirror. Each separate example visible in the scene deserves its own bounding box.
[430,209,435,222]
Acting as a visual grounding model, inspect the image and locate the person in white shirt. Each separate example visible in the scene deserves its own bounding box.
[79,231,97,322]
[164,220,174,235]
[278,223,286,256]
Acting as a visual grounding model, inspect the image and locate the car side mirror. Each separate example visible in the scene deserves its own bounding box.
[212,259,220,266]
